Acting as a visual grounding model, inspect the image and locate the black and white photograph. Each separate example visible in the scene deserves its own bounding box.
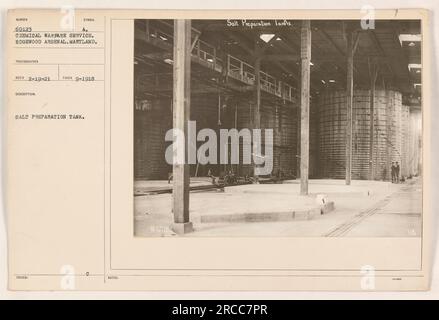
[133,18,423,238]
[3,3,436,295]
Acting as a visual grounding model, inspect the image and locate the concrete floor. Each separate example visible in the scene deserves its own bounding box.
[134,177,213,195]
[134,177,422,237]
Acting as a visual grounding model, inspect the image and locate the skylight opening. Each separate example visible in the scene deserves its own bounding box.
[398,34,421,46]
[408,64,422,71]
[260,34,276,43]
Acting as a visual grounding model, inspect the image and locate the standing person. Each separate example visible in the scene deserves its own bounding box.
[395,161,400,183]
[390,161,396,183]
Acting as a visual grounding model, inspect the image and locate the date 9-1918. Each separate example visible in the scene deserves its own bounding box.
[75,76,95,81]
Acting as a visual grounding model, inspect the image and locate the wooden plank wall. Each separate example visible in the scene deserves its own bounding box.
[134,91,420,182]
[134,94,299,180]
[236,99,297,178]
[134,99,172,180]
[318,91,347,179]
[408,109,422,177]
[309,101,320,178]
[318,89,417,181]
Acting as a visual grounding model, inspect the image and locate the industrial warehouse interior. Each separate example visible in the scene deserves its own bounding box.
[133,19,422,237]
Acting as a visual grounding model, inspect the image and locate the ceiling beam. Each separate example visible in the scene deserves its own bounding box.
[367,30,394,79]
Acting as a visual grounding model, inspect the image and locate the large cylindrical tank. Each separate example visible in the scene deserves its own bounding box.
[279,106,297,177]
[318,89,408,181]
[408,109,422,176]
[134,98,172,180]
[400,105,410,178]
[134,93,221,180]
[236,99,297,178]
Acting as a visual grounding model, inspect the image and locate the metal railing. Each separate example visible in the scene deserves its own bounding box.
[143,23,295,102]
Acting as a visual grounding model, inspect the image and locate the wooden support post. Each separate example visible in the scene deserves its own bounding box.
[314,101,320,178]
[275,105,281,170]
[368,60,379,181]
[190,33,200,52]
[253,54,261,183]
[296,64,301,178]
[368,78,375,180]
[217,93,222,175]
[145,20,150,41]
[235,102,239,175]
[171,19,193,234]
[300,20,311,195]
[345,32,354,185]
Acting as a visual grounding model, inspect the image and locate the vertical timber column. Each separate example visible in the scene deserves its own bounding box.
[296,68,301,178]
[253,55,261,182]
[368,63,378,180]
[172,20,193,234]
[300,20,311,195]
[345,33,354,185]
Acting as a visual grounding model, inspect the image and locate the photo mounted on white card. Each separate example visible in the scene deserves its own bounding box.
[133,18,423,238]
[6,9,431,291]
